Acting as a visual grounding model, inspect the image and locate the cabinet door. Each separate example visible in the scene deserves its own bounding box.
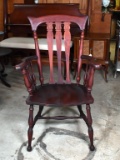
[83,40,90,55]
[83,40,107,60]
[74,38,108,61]
[92,40,106,59]
[91,0,102,12]
[73,39,90,61]
[90,13,112,33]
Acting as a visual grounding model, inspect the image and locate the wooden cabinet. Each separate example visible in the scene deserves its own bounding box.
[92,40,107,59]
[0,0,112,33]
[23,0,89,14]
[90,13,112,33]
[89,0,112,33]
[83,40,107,59]
[74,33,110,60]
[74,33,110,81]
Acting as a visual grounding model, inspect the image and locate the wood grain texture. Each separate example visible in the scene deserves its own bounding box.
[0,0,89,30]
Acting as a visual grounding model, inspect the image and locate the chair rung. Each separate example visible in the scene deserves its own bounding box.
[38,116,81,120]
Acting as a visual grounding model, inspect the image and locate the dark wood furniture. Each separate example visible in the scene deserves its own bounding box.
[89,0,111,34]
[74,33,110,82]
[16,14,103,152]
[3,3,84,38]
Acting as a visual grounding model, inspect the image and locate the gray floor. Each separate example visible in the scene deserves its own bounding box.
[0,64,120,160]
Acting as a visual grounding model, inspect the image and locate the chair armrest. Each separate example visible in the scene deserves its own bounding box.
[81,55,108,69]
[15,56,37,96]
[15,56,37,70]
[81,55,109,92]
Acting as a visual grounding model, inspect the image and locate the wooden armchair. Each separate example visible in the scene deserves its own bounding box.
[16,14,102,152]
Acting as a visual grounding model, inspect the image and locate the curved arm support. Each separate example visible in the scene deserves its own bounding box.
[15,56,37,70]
[81,55,106,92]
[15,56,37,96]
[81,55,105,69]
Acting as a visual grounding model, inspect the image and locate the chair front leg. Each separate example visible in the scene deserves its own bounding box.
[86,104,95,151]
[33,105,44,127]
[27,105,34,152]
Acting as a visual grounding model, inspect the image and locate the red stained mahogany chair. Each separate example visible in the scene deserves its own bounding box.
[16,14,102,152]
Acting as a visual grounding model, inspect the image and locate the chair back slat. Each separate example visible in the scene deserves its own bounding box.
[28,15,88,84]
[76,31,84,83]
[47,22,54,84]
[55,22,64,83]
[64,22,71,83]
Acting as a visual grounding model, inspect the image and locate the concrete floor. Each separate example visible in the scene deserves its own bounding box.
[0,64,120,160]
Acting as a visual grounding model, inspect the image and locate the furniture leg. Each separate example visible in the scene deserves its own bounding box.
[77,105,95,151]
[77,105,88,122]
[33,105,44,126]
[86,104,95,151]
[27,105,34,152]
[102,65,108,82]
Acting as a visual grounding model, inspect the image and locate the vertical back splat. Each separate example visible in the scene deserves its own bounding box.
[55,22,63,83]
[64,22,71,83]
[33,31,44,85]
[47,22,54,84]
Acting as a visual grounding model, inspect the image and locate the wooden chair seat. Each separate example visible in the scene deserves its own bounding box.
[26,83,94,106]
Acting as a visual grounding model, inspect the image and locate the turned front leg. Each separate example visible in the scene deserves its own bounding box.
[86,104,95,151]
[27,105,34,151]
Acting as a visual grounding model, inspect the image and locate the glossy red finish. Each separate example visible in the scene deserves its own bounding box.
[15,14,103,152]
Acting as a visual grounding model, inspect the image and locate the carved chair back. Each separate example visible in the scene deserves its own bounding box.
[28,15,88,86]
[15,14,97,152]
